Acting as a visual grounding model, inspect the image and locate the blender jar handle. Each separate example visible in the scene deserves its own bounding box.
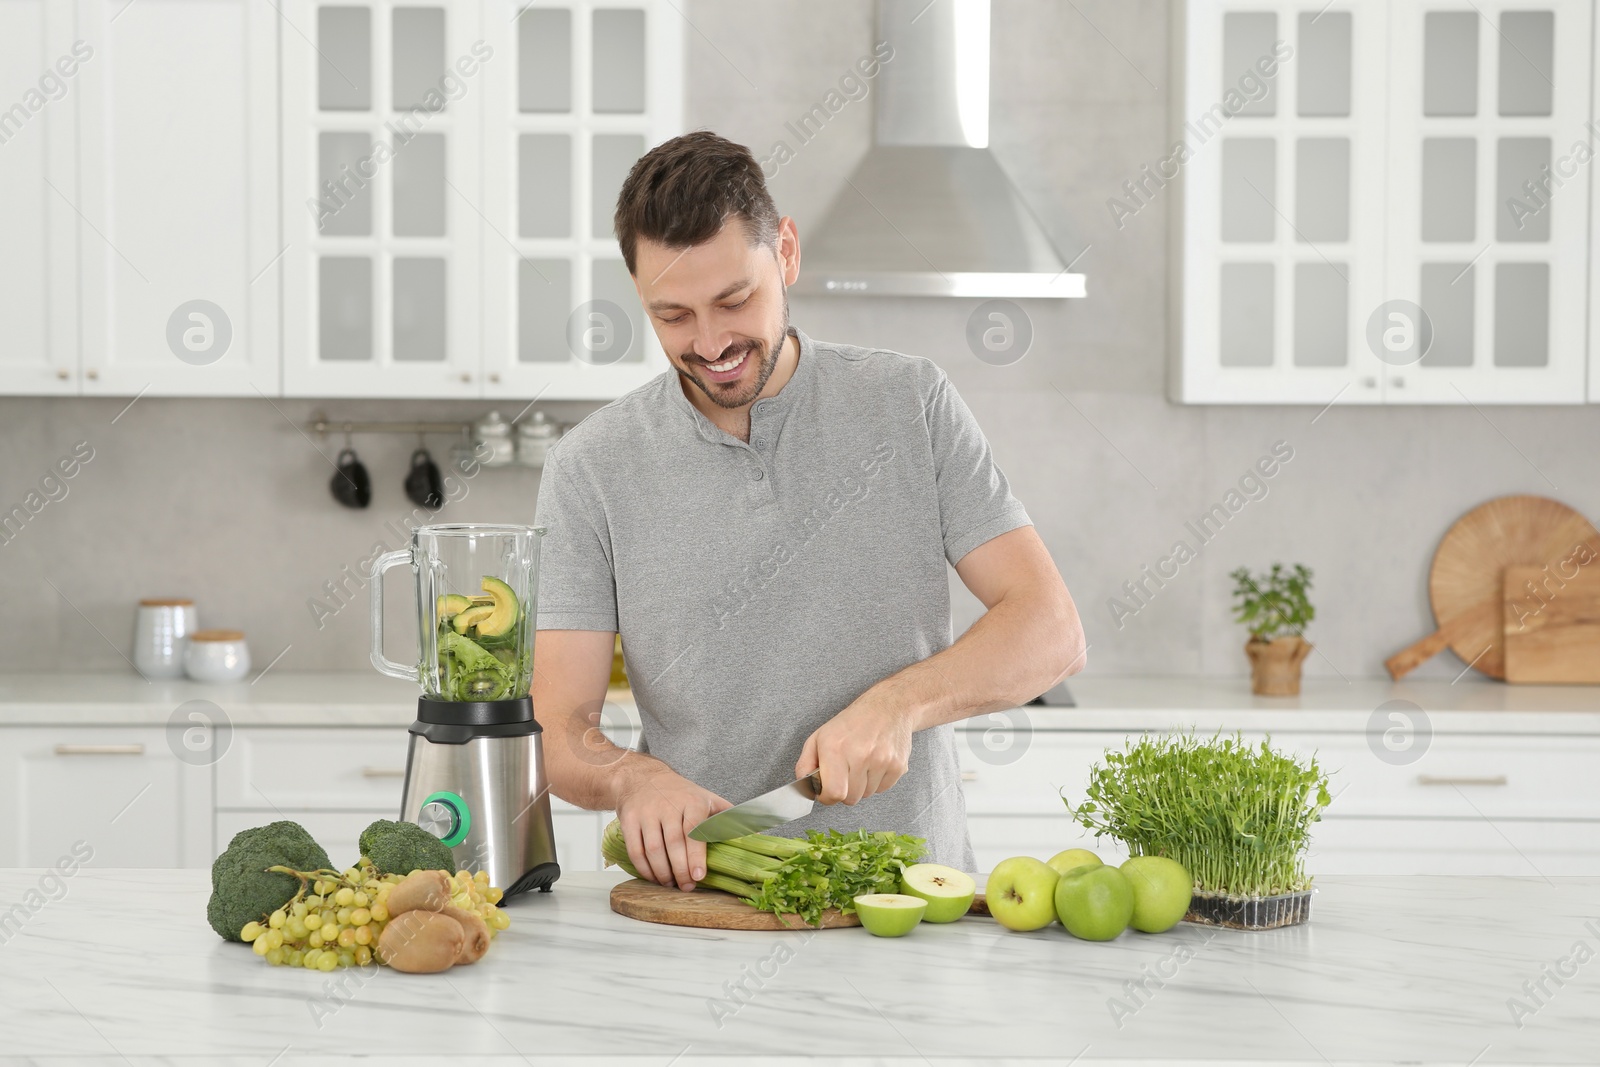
[369,548,417,682]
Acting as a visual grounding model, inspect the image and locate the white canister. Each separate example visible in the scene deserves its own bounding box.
[183,630,252,682]
[133,598,197,679]
[515,410,560,468]
[472,410,515,468]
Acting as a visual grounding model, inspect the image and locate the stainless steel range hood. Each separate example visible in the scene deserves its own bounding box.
[790,0,1084,300]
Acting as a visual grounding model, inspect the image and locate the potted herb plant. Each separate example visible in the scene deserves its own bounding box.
[1065,732,1331,929]
[1230,563,1314,696]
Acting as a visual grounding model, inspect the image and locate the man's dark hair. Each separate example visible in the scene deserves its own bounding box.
[613,131,780,276]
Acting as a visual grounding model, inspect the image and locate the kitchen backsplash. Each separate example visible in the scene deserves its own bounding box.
[2,1,1597,680]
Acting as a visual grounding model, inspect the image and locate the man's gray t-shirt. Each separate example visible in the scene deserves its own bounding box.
[532,328,1032,870]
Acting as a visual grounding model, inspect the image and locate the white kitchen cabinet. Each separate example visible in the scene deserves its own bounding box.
[1384,0,1591,403]
[478,0,681,399]
[0,727,211,868]
[1589,5,1600,403]
[213,727,611,872]
[957,724,1600,876]
[967,814,1105,875]
[0,0,685,401]
[1175,0,1392,404]
[1308,816,1600,875]
[281,0,681,400]
[73,0,280,396]
[0,0,79,395]
[1173,0,1593,405]
[214,727,412,811]
[280,0,485,398]
[552,810,603,873]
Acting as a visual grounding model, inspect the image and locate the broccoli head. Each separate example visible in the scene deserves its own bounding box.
[207,821,331,942]
[359,818,457,876]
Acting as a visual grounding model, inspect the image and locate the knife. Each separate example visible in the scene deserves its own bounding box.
[689,770,823,842]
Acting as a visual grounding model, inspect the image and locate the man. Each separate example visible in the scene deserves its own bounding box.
[532,131,1084,891]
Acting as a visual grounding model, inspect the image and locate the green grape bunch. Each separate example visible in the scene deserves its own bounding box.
[238,859,509,972]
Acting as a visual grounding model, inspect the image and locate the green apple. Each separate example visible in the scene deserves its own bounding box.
[900,863,977,923]
[853,894,927,937]
[1046,848,1102,877]
[1119,855,1193,933]
[1054,864,1135,941]
[985,857,1060,932]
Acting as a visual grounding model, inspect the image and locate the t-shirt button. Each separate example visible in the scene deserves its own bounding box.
[751,467,765,480]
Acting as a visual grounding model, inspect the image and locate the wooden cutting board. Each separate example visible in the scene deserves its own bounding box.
[609,879,861,930]
[1504,558,1600,683]
[609,880,993,929]
[1423,496,1599,679]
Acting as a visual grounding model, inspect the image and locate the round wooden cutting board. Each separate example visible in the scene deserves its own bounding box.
[609,879,861,930]
[1428,495,1599,679]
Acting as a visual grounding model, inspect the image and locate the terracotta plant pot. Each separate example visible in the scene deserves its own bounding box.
[1245,636,1311,696]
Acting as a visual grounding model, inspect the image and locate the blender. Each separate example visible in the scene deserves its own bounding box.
[369,523,560,896]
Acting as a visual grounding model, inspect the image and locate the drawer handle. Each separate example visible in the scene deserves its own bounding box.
[960,770,978,783]
[1417,774,1508,787]
[362,767,406,778]
[55,744,144,756]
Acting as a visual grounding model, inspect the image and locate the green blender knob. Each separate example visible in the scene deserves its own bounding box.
[417,790,471,848]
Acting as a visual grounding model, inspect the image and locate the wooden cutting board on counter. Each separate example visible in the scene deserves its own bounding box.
[609,879,861,930]
[609,880,994,929]
[1504,560,1600,683]
[1387,496,1600,679]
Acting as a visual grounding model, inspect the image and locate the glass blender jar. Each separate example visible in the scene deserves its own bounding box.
[369,524,560,896]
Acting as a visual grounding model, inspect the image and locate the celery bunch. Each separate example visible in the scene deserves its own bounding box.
[600,819,924,928]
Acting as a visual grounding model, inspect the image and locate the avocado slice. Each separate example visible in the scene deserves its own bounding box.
[452,604,495,634]
[476,576,519,637]
[437,593,474,620]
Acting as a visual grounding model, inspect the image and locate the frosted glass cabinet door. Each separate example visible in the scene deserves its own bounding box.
[281,0,483,398]
[1176,0,1593,405]
[478,0,681,399]
[1387,1,1590,403]
[1177,1,1390,404]
[73,0,280,396]
[0,1,78,394]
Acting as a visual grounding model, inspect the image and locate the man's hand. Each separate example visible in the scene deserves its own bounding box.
[794,687,916,806]
[613,760,731,892]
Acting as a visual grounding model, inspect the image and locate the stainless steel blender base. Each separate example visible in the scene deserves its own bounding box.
[399,727,560,896]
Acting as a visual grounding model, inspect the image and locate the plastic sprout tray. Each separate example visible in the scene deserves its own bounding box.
[1185,887,1314,930]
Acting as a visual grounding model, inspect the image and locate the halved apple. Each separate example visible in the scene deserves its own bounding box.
[853,894,927,937]
[899,863,977,923]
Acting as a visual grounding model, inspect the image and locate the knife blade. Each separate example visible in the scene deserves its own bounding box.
[689,771,823,842]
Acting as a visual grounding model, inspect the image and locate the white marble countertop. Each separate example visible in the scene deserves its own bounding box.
[1,671,1597,733]
[0,868,1591,1065]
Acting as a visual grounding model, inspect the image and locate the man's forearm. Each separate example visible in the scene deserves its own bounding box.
[886,587,1085,733]
[543,705,666,811]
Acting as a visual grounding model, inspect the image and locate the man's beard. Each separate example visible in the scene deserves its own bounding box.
[677,292,791,410]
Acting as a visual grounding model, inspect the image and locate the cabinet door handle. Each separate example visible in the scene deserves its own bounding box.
[55,743,144,756]
[960,770,978,782]
[362,767,406,778]
[1417,774,1507,787]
